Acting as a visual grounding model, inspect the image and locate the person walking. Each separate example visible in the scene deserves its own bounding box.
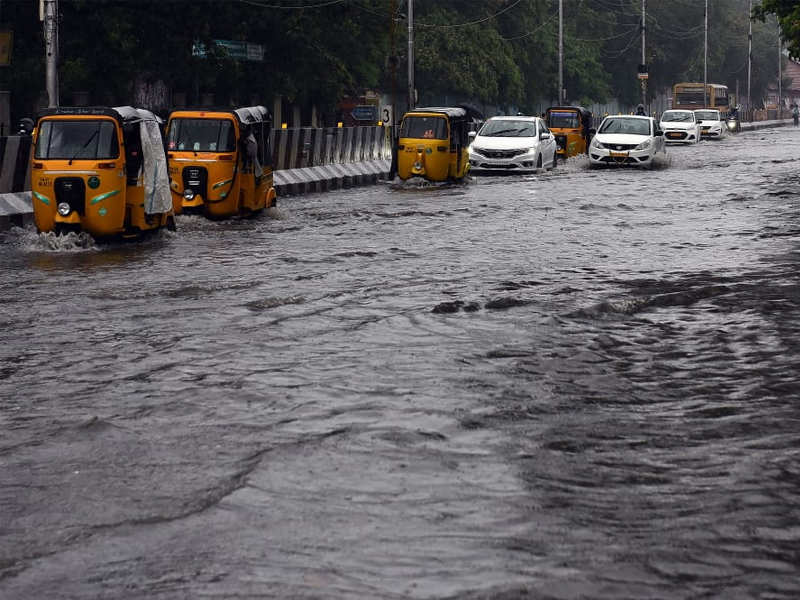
[792,104,799,127]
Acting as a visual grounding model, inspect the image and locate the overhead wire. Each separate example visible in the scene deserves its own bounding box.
[414,0,526,29]
[236,0,345,8]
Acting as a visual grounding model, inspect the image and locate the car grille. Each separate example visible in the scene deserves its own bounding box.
[473,147,528,159]
[606,143,638,151]
[665,131,688,139]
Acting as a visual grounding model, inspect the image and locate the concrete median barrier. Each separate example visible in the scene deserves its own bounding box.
[0,126,394,230]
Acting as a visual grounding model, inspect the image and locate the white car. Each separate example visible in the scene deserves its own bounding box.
[468,116,557,172]
[694,109,725,138]
[588,115,666,168]
[659,109,701,144]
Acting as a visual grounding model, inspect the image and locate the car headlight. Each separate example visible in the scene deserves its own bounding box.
[57,202,71,216]
[635,139,652,150]
[591,139,605,150]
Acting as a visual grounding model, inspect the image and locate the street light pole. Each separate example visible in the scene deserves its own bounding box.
[704,0,708,108]
[43,0,59,108]
[558,0,563,104]
[407,0,414,110]
[641,0,646,111]
[778,20,782,117]
[747,0,752,115]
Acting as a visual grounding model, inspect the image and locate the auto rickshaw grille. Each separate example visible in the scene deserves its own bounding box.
[54,177,86,215]
[182,166,208,200]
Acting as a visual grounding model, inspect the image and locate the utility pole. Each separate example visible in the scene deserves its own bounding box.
[778,20,782,117]
[42,0,59,108]
[704,0,708,108]
[558,0,563,104]
[407,0,414,110]
[748,0,752,115]
[641,0,646,111]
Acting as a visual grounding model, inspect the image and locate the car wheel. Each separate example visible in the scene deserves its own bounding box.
[537,154,543,170]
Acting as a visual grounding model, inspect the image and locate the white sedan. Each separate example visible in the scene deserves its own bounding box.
[468,116,557,172]
[588,115,666,168]
[694,109,726,138]
[659,109,701,144]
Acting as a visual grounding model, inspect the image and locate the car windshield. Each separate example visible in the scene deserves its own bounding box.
[35,119,119,160]
[598,117,651,136]
[399,115,448,140]
[548,111,580,129]
[695,111,720,121]
[478,119,537,137]
[167,118,236,152]
[661,111,694,123]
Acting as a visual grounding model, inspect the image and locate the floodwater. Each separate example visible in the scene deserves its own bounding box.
[2,127,800,599]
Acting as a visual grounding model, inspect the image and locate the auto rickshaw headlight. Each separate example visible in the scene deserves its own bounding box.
[57,202,71,216]
[183,189,195,200]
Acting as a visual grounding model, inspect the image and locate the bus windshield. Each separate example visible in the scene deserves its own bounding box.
[167,118,236,152]
[400,116,448,140]
[674,90,706,106]
[35,120,119,160]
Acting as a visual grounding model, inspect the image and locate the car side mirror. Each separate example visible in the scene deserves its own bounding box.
[589,128,596,136]
[539,132,550,140]
[468,131,476,141]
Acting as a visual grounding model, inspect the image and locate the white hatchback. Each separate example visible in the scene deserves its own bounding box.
[588,115,666,168]
[659,109,701,144]
[468,116,557,172]
[694,109,726,138]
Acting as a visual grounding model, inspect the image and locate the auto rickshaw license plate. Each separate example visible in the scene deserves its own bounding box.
[609,151,628,158]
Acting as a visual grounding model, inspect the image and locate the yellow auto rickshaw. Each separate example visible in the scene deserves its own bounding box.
[165,106,275,219]
[396,107,477,182]
[545,106,595,158]
[30,106,175,239]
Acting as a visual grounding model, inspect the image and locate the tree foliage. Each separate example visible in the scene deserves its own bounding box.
[0,0,785,123]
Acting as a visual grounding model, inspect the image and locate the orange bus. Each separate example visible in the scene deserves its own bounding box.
[672,82,730,116]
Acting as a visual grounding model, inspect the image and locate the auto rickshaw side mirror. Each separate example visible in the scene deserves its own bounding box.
[468,131,476,141]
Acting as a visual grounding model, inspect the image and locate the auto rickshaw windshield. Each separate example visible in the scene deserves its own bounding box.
[35,120,119,160]
[400,115,448,140]
[167,118,236,152]
[548,111,581,128]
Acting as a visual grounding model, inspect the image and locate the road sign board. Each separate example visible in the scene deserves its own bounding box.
[351,105,378,122]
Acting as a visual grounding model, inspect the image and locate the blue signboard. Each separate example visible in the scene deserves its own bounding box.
[351,105,378,122]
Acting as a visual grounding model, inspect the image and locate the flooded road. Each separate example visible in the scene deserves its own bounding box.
[2,126,800,599]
